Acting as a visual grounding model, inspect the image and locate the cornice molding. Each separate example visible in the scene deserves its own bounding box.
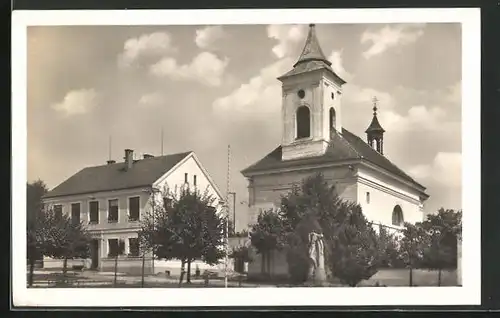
[357,175,421,205]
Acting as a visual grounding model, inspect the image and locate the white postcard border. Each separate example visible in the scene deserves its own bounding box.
[12,8,481,307]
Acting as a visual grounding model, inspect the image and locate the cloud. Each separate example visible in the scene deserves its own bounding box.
[267,24,307,58]
[212,58,292,117]
[51,89,99,115]
[139,92,165,106]
[195,25,225,49]
[361,24,425,59]
[150,52,229,87]
[118,32,176,68]
[343,84,395,109]
[327,50,352,81]
[379,105,446,133]
[408,152,462,189]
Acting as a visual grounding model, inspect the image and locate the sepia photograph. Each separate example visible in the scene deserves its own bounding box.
[12,8,481,307]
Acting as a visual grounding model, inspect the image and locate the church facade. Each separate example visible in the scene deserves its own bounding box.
[241,24,429,279]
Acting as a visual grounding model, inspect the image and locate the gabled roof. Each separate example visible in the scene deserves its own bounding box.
[241,128,425,191]
[44,151,192,199]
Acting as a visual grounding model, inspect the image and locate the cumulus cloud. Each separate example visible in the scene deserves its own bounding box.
[361,24,426,59]
[51,89,99,116]
[195,25,225,49]
[344,85,395,109]
[212,24,308,117]
[150,52,229,87]
[379,105,446,133]
[139,92,165,106]
[409,152,462,189]
[212,58,292,116]
[118,32,176,68]
[267,24,307,58]
[328,50,352,81]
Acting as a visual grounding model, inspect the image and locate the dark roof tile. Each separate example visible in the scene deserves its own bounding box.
[44,151,192,198]
[241,129,424,190]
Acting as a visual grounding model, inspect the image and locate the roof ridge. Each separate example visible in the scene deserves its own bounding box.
[337,128,362,158]
[343,129,422,187]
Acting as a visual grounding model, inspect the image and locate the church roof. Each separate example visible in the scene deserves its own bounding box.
[241,128,425,191]
[365,115,385,133]
[44,151,192,198]
[278,24,346,85]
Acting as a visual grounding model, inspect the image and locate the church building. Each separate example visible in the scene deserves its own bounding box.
[241,24,430,278]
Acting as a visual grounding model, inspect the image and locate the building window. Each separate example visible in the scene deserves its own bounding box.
[108,239,125,257]
[128,197,140,221]
[184,173,188,183]
[53,204,63,219]
[89,201,99,224]
[108,199,119,223]
[392,205,404,226]
[366,192,370,204]
[129,238,140,257]
[296,106,311,139]
[71,203,80,225]
[193,175,197,186]
[329,107,336,131]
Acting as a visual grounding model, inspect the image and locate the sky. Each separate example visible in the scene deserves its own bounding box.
[27,23,462,220]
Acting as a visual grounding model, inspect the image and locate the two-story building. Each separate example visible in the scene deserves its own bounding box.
[42,149,225,275]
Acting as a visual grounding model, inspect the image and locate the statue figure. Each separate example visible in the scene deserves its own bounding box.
[308,231,326,283]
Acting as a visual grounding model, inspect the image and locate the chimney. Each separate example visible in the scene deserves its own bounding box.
[124,149,134,170]
[143,154,154,159]
[107,160,116,165]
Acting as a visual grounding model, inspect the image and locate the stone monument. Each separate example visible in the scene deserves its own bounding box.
[308,231,327,283]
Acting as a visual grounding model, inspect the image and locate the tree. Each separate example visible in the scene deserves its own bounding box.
[42,207,92,276]
[26,180,48,287]
[420,209,462,285]
[377,225,405,268]
[249,209,287,279]
[328,203,380,287]
[139,185,225,285]
[399,222,431,286]
[249,173,381,286]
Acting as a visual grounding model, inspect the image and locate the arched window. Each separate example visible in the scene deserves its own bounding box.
[296,106,311,139]
[329,107,336,130]
[392,205,404,226]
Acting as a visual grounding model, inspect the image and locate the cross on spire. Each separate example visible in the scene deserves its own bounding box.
[372,96,379,115]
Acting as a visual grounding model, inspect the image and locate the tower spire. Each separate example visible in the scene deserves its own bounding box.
[365,96,385,155]
[293,23,332,67]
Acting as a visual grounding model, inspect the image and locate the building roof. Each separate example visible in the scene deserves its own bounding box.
[365,115,385,134]
[44,151,192,199]
[278,24,346,85]
[241,128,425,191]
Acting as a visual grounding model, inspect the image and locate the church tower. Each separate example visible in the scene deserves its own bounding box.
[365,96,385,155]
[277,24,346,161]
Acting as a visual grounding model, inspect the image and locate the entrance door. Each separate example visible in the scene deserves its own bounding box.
[90,239,99,269]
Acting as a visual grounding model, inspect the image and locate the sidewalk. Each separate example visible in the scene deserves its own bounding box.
[31,269,274,288]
